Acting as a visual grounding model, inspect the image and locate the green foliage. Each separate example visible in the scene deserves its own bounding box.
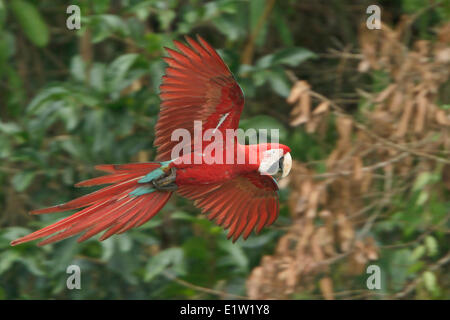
[9,0,49,47]
[0,0,448,300]
[0,0,313,299]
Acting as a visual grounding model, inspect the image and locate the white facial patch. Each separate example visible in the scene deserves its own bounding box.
[258,149,284,175]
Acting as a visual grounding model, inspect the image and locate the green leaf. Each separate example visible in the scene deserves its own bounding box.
[59,139,84,158]
[274,7,294,46]
[272,47,317,66]
[70,56,86,82]
[10,0,49,47]
[0,0,6,27]
[126,0,153,20]
[250,0,268,47]
[389,249,414,290]
[17,257,44,276]
[89,14,129,43]
[0,121,21,134]
[218,239,248,272]
[27,87,72,112]
[61,167,74,185]
[92,0,111,14]
[158,10,175,30]
[256,47,316,68]
[424,236,438,257]
[422,271,437,293]
[145,248,185,282]
[240,231,276,248]
[11,171,35,192]
[267,68,291,97]
[413,172,432,191]
[213,15,243,41]
[171,211,197,222]
[89,63,106,92]
[117,235,132,252]
[408,261,425,274]
[50,237,79,273]
[105,53,139,93]
[411,245,426,261]
[0,251,20,275]
[0,31,15,73]
[0,227,30,243]
[58,106,79,131]
[149,60,165,93]
[416,191,429,206]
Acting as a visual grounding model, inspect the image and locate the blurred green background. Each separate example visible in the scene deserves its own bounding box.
[0,0,449,299]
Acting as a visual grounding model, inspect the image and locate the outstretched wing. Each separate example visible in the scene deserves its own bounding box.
[155,35,245,161]
[177,172,279,242]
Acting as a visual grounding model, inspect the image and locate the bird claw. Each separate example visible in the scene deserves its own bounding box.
[152,167,178,191]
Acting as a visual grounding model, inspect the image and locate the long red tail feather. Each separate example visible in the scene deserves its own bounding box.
[11,163,172,246]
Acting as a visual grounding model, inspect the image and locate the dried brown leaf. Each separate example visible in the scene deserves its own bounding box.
[414,90,428,133]
[395,98,414,137]
[353,156,363,181]
[436,109,450,126]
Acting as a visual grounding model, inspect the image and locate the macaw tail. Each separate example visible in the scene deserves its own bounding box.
[11,163,173,246]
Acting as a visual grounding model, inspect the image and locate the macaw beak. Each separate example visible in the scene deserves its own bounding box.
[281,152,292,178]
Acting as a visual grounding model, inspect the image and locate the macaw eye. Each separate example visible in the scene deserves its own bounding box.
[258,148,286,176]
[279,156,284,171]
[264,156,285,176]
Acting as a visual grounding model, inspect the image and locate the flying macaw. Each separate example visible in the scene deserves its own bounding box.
[11,36,292,246]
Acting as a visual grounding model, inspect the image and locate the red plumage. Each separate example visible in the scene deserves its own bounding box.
[11,36,291,246]
[11,163,172,246]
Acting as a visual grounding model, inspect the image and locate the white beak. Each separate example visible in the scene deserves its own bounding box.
[282,152,292,178]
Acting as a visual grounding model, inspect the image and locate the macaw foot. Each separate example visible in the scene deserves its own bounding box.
[152,167,178,191]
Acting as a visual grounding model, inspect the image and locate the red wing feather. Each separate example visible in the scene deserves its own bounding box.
[155,35,245,161]
[177,173,279,242]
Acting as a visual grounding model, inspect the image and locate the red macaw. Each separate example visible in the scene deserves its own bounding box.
[11,36,292,246]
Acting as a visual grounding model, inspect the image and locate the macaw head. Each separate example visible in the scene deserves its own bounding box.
[257,144,292,178]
